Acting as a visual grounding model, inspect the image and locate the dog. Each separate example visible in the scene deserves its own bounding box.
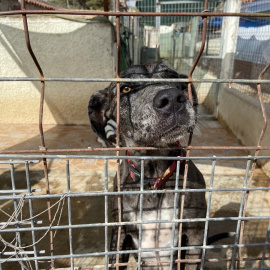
[88,63,207,269]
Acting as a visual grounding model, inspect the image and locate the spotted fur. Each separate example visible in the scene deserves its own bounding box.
[88,63,206,269]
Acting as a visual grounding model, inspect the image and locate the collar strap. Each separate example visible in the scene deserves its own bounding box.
[126,144,184,190]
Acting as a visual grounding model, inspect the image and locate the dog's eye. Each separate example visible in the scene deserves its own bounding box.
[121,86,132,93]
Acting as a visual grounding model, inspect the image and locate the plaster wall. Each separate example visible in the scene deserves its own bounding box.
[218,85,270,177]
[0,15,115,125]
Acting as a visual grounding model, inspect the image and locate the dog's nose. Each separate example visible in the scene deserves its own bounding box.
[153,88,187,115]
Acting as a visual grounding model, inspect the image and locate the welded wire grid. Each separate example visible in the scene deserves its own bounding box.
[0,0,270,270]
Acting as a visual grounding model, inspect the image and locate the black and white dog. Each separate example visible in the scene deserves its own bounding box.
[88,63,207,269]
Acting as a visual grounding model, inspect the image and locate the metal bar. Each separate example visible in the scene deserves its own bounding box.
[115,1,122,269]
[137,160,144,270]
[25,161,39,270]
[188,7,208,83]
[10,163,24,270]
[0,243,269,263]
[160,1,202,4]
[104,160,109,270]
[0,221,42,226]
[1,251,45,256]
[1,215,270,234]
[237,62,270,267]
[179,2,209,265]
[1,154,269,162]
[170,160,181,269]
[256,63,270,148]
[0,257,268,270]
[178,132,193,269]
[0,160,39,164]
[2,183,270,199]
[66,160,74,270]
[178,0,209,255]
[21,7,43,77]
[0,257,269,270]
[260,219,270,268]
[156,0,161,29]
[0,1,269,268]
[2,10,270,18]
[20,1,54,267]
[104,0,109,13]
[31,256,270,269]
[188,2,209,105]
[0,186,270,202]
[2,77,270,84]
[0,189,41,194]
[200,158,216,269]
[231,159,252,269]
[2,145,270,155]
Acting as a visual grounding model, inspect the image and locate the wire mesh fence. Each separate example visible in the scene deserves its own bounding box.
[0,0,270,269]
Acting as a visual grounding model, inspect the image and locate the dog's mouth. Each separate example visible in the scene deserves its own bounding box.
[156,123,194,146]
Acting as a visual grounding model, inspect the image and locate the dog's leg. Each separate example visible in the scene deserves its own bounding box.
[109,227,118,269]
[182,228,204,270]
[120,234,133,269]
[110,227,133,270]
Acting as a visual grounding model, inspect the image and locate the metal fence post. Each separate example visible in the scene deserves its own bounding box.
[216,0,242,117]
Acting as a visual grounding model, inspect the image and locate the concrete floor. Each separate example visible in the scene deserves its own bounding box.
[0,106,269,269]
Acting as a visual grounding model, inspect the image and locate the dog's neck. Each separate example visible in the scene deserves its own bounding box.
[125,148,179,180]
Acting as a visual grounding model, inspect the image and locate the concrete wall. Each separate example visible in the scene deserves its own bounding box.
[0,15,115,125]
[218,85,270,177]
[0,0,19,11]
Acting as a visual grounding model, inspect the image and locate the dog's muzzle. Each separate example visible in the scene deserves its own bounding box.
[153,88,188,115]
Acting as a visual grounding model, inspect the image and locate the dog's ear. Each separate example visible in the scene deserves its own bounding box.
[88,88,116,146]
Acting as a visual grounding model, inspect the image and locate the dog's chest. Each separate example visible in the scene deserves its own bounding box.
[143,196,178,250]
[124,190,180,251]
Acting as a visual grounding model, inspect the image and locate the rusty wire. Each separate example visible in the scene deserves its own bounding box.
[236,62,270,269]
[115,1,122,269]
[0,1,269,269]
[177,1,210,268]
[2,10,270,18]
[20,0,55,268]
[0,146,270,155]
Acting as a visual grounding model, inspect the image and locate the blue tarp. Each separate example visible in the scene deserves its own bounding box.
[198,17,270,29]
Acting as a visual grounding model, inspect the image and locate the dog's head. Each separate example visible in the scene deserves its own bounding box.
[88,63,198,147]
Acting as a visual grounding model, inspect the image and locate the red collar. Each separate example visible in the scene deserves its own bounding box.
[126,143,184,190]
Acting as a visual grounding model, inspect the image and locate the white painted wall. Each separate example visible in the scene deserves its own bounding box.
[218,86,270,177]
[0,15,116,125]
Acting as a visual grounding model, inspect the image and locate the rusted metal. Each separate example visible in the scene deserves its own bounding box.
[115,1,122,269]
[21,1,55,268]
[177,135,192,270]
[256,62,270,148]
[2,10,270,18]
[104,0,109,12]
[0,2,269,270]
[25,0,62,10]
[27,254,270,269]
[178,1,209,268]
[188,10,209,80]
[236,62,270,269]
[1,146,270,155]
[2,77,270,84]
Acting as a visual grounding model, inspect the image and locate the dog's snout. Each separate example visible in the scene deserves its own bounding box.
[153,88,187,115]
